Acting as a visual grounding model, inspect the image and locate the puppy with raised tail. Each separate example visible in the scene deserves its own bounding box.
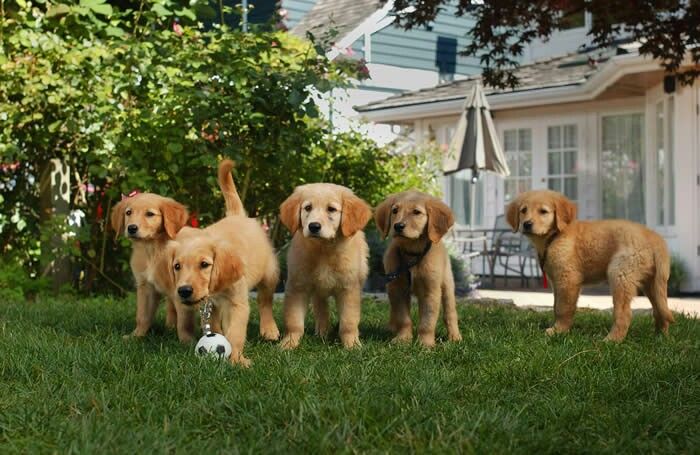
[170,160,280,367]
[375,190,462,347]
[506,189,674,341]
[278,183,372,350]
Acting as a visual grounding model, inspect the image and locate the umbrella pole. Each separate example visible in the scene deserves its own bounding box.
[470,175,477,228]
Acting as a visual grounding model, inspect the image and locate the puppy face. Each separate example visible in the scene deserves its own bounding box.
[375,190,454,243]
[110,193,188,241]
[171,237,244,305]
[506,190,577,236]
[279,183,371,240]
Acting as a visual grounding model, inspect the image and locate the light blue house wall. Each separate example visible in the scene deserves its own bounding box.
[283,0,316,29]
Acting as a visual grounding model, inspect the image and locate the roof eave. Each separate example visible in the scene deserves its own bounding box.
[357,52,660,123]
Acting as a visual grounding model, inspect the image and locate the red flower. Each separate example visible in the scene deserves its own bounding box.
[173,22,184,37]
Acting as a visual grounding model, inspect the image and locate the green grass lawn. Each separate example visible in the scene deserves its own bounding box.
[0,293,698,454]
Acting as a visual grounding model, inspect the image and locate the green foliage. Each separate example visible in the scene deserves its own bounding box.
[668,254,688,296]
[0,0,435,293]
[1,294,699,452]
[0,259,49,300]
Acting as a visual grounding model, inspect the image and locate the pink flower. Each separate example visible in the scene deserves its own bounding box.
[173,22,184,37]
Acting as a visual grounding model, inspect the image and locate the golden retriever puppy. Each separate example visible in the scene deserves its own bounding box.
[110,160,244,342]
[278,183,372,350]
[375,190,462,347]
[170,215,280,367]
[110,192,190,340]
[506,190,674,341]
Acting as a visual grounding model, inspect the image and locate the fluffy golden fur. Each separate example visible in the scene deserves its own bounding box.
[278,183,372,349]
[375,190,462,347]
[506,189,673,341]
[110,192,191,340]
[169,161,278,366]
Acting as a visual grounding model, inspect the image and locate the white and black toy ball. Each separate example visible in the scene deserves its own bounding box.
[195,333,232,360]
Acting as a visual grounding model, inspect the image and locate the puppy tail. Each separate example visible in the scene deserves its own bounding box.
[218,159,246,217]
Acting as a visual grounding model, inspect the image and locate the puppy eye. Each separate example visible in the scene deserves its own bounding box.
[391,207,398,214]
[125,209,132,216]
[304,205,312,212]
[539,209,548,215]
[413,209,421,215]
[327,206,337,213]
[174,263,181,271]
[145,211,155,217]
[520,207,527,214]
[200,261,210,269]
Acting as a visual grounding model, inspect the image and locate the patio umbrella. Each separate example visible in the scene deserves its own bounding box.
[443,81,510,226]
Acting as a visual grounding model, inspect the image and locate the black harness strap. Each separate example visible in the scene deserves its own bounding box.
[384,241,432,283]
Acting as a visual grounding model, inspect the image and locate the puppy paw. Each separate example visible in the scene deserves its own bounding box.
[545,327,557,336]
[177,333,195,344]
[418,334,436,348]
[315,323,330,339]
[390,333,413,344]
[123,330,145,341]
[260,324,281,341]
[603,333,626,343]
[280,333,302,350]
[341,334,361,349]
[448,332,463,342]
[230,354,252,368]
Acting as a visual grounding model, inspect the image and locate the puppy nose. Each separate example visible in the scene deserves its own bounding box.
[177,285,193,299]
[308,222,321,234]
[394,222,406,232]
[523,220,533,232]
[127,224,138,235]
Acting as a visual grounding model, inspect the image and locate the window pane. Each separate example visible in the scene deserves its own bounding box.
[504,130,517,151]
[601,114,645,223]
[564,177,577,200]
[518,129,532,151]
[518,179,531,194]
[548,126,561,149]
[519,152,532,176]
[564,125,577,148]
[656,101,665,225]
[548,152,561,175]
[563,151,576,174]
[505,180,517,203]
[548,178,562,192]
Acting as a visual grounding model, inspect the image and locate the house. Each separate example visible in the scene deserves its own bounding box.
[355,44,700,292]
[283,0,483,144]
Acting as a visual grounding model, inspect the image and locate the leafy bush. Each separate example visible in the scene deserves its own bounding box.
[0,1,442,294]
[0,260,49,301]
[668,254,688,296]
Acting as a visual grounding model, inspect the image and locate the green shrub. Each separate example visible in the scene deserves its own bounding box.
[668,254,688,296]
[0,260,49,301]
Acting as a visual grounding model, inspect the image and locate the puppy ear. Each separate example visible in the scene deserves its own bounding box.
[554,193,577,232]
[209,243,245,293]
[279,192,301,234]
[374,195,396,240]
[426,197,454,243]
[110,199,126,239]
[505,196,521,233]
[161,198,189,239]
[155,241,177,291]
[341,194,372,237]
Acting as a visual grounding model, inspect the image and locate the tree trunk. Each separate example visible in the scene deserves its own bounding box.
[39,159,72,292]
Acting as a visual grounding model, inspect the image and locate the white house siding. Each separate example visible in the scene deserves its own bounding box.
[420,89,698,291]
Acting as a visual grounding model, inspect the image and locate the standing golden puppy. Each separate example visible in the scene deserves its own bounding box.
[171,215,280,367]
[506,190,673,341]
[110,193,189,339]
[279,183,372,350]
[375,190,462,347]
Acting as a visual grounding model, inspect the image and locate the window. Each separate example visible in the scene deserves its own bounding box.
[601,114,645,223]
[503,128,532,203]
[654,97,675,226]
[547,125,578,201]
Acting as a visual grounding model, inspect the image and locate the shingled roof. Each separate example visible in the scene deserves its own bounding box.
[291,0,383,41]
[355,46,626,113]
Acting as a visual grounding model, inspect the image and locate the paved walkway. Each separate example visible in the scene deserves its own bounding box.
[477,289,700,318]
